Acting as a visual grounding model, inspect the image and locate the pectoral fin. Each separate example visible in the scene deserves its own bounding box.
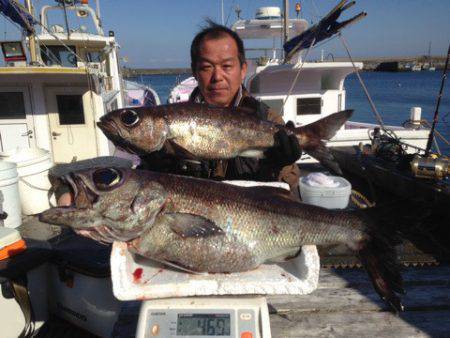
[166,140,197,160]
[166,213,224,238]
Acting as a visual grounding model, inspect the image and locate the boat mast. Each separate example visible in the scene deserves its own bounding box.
[24,0,37,63]
[94,0,102,28]
[425,44,450,156]
[283,0,289,47]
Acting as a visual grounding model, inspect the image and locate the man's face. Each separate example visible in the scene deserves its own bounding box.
[194,35,247,107]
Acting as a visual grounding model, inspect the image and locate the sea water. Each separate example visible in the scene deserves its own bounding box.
[129,71,450,154]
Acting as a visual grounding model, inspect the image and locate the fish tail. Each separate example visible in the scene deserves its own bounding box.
[294,109,353,174]
[352,199,450,312]
[355,226,405,313]
[366,199,450,262]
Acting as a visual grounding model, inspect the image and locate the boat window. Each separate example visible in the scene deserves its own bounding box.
[261,99,284,115]
[56,95,85,125]
[297,98,322,115]
[41,45,78,67]
[86,51,102,63]
[0,92,26,119]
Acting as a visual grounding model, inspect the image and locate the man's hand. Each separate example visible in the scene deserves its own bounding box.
[264,128,302,167]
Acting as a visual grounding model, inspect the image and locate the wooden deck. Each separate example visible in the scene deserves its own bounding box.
[268,265,450,338]
[15,219,450,338]
[111,265,450,338]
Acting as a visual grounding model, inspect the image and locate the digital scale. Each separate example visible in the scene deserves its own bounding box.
[135,297,272,338]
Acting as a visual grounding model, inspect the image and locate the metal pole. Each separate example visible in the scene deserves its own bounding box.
[95,0,101,20]
[425,44,450,156]
[24,0,37,63]
[221,0,224,25]
[61,0,70,39]
[283,0,289,46]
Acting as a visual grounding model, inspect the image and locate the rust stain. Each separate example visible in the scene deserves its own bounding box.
[271,225,280,234]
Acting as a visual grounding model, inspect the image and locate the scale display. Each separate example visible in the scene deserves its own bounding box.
[177,313,231,336]
[136,297,271,338]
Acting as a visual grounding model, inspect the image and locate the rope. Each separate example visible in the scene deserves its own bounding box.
[351,189,375,208]
[338,34,388,130]
[279,37,317,116]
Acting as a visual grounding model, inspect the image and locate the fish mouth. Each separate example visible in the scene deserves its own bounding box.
[60,173,99,210]
[97,118,143,155]
[97,117,122,138]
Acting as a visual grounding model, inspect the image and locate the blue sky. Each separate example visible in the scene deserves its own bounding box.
[1,0,449,68]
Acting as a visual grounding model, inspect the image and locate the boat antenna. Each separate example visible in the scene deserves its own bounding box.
[283,0,289,47]
[295,2,301,19]
[425,43,450,156]
[235,5,241,19]
[61,0,71,39]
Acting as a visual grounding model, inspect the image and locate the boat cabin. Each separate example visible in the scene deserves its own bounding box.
[0,1,123,163]
[232,7,428,155]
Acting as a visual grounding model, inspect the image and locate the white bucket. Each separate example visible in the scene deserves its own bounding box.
[0,148,54,215]
[299,174,351,210]
[0,160,22,228]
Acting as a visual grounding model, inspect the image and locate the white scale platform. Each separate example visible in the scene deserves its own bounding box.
[111,242,320,300]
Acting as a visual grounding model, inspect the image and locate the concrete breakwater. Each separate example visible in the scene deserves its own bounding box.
[334,56,447,72]
[122,56,447,76]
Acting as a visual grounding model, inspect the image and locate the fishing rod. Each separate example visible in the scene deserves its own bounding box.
[425,43,450,156]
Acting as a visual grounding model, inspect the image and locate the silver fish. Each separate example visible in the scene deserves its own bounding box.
[40,167,404,312]
[97,102,353,172]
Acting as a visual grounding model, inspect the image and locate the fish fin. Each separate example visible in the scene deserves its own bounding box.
[357,234,405,312]
[239,149,265,158]
[305,145,343,175]
[294,109,353,173]
[166,213,224,238]
[165,140,197,160]
[295,109,353,140]
[148,256,208,275]
[267,248,301,263]
[352,209,405,312]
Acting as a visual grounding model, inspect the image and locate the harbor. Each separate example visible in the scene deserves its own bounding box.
[0,1,449,337]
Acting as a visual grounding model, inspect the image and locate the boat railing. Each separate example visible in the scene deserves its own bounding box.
[40,3,103,36]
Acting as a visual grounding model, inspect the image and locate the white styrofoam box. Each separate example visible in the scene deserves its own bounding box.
[111,242,319,301]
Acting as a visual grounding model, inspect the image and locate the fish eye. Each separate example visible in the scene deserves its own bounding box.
[120,109,140,127]
[92,168,122,190]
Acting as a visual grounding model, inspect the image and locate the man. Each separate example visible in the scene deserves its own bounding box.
[58,23,301,205]
[141,22,301,195]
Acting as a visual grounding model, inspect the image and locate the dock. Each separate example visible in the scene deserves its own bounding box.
[269,265,450,337]
[111,264,450,337]
[5,219,450,338]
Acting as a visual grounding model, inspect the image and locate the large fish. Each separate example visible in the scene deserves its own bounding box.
[97,103,352,172]
[40,167,404,312]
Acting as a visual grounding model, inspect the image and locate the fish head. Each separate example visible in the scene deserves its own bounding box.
[97,107,169,154]
[40,167,167,243]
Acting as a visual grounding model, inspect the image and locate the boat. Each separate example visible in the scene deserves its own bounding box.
[168,4,431,165]
[0,0,160,162]
[0,2,447,338]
